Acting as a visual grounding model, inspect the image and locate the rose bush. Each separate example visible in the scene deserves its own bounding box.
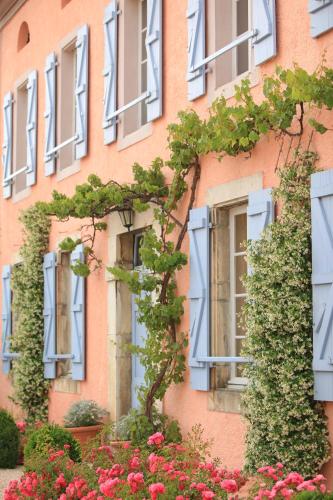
[4,434,332,499]
[5,433,245,499]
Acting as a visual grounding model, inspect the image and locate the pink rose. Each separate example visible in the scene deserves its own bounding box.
[147,432,165,446]
[149,482,166,500]
[220,479,238,493]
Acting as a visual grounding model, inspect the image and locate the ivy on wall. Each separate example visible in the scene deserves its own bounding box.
[243,151,329,475]
[10,206,51,424]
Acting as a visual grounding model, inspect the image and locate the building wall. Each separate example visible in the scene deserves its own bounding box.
[1,0,333,480]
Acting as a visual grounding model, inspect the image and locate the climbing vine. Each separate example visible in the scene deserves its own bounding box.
[10,206,51,424]
[12,62,333,468]
[242,150,329,475]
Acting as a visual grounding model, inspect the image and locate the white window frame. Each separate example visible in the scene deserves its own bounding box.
[228,204,247,386]
[12,78,28,196]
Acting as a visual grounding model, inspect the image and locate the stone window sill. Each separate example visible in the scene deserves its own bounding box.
[208,386,245,414]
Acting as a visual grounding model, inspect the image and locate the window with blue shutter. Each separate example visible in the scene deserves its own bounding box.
[43,247,86,380]
[309,0,333,38]
[188,189,273,391]
[187,0,277,101]
[44,26,89,173]
[103,0,162,143]
[311,170,333,401]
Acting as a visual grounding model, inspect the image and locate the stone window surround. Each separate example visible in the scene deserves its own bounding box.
[105,208,159,422]
[206,172,263,414]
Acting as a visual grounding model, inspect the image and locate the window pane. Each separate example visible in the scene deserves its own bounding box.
[237,0,248,36]
[235,255,247,294]
[236,296,246,336]
[141,29,147,62]
[141,0,147,30]
[235,212,247,252]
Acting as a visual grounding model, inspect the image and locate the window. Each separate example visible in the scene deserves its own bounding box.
[43,247,85,381]
[56,252,72,378]
[2,71,37,199]
[187,0,276,101]
[103,0,162,145]
[211,203,248,389]
[214,0,251,89]
[13,81,28,194]
[44,25,88,177]
[59,42,76,170]
[123,0,148,135]
[17,22,30,51]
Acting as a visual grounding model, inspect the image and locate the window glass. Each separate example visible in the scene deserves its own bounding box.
[14,82,28,194]
[210,204,248,389]
[56,252,72,378]
[214,0,251,89]
[59,43,76,170]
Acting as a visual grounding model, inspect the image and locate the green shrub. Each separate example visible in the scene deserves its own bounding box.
[115,408,182,446]
[63,400,107,427]
[24,423,81,469]
[0,409,19,468]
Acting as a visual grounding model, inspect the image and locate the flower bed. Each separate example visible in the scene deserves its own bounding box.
[4,433,330,499]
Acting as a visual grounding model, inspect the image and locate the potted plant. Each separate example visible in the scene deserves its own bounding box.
[63,400,107,446]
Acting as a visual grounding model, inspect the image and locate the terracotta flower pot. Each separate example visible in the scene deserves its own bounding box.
[66,424,103,447]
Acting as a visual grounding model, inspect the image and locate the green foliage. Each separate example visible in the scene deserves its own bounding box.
[10,206,51,424]
[63,400,107,428]
[115,408,182,446]
[24,423,81,469]
[242,151,330,476]
[0,409,19,468]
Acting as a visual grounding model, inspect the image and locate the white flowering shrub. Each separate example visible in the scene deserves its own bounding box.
[64,400,107,427]
[242,151,330,476]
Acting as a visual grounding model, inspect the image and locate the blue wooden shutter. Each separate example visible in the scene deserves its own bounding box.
[103,1,118,145]
[311,170,333,401]
[188,206,210,391]
[252,0,277,66]
[2,92,13,199]
[187,0,205,101]
[70,245,85,381]
[131,294,147,408]
[43,252,56,379]
[44,53,56,176]
[309,0,333,37]
[75,25,89,160]
[146,0,162,122]
[26,70,37,187]
[247,188,274,241]
[1,266,12,374]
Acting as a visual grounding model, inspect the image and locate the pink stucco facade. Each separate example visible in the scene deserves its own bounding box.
[1,0,333,483]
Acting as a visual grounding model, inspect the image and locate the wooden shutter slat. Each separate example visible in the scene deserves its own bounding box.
[2,92,13,199]
[252,0,277,66]
[44,53,56,176]
[1,266,12,374]
[103,1,118,144]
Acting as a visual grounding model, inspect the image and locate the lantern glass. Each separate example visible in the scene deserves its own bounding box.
[118,208,134,231]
